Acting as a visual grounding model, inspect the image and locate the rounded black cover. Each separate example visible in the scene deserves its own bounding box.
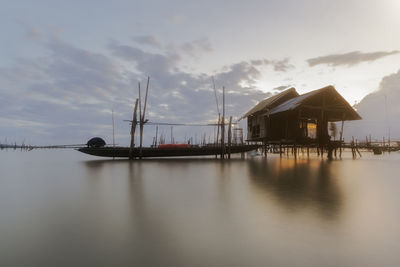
[87,137,106,148]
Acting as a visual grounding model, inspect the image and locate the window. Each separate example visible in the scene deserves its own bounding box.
[307,122,317,139]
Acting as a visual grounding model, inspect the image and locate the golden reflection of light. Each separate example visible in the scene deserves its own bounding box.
[272,157,312,177]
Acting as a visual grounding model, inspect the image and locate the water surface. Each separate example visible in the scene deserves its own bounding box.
[1,150,399,266]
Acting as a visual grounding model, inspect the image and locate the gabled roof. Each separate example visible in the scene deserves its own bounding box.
[267,85,361,120]
[241,87,298,119]
[268,87,326,115]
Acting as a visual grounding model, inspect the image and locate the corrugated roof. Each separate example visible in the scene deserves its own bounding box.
[241,87,298,119]
[268,87,325,115]
[267,85,361,120]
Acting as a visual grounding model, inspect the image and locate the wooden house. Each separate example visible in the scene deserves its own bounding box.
[242,86,361,146]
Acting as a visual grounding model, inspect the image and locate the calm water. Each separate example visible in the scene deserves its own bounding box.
[1,149,400,266]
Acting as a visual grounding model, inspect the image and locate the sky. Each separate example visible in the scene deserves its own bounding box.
[1,0,400,145]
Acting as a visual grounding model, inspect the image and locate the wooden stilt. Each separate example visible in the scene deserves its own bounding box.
[339,115,344,158]
[155,126,158,147]
[112,109,115,159]
[221,86,225,159]
[129,98,139,159]
[216,114,220,146]
[228,116,232,159]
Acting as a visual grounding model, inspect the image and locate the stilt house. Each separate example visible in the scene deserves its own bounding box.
[242,86,361,145]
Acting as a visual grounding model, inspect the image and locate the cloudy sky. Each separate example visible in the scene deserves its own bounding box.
[1,0,400,145]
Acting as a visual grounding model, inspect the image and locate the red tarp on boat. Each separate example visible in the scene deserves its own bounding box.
[158,144,191,149]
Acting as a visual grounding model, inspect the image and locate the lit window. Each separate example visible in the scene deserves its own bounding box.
[307,123,317,139]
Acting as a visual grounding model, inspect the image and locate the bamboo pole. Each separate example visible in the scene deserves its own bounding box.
[138,82,142,157]
[129,98,139,159]
[142,77,150,121]
[112,109,115,159]
[212,77,220,148]
[155,126,158,147]
[139,77,150,159]
[221,86,225,158]
[228,116,232,159]
[216,113,220,145]
[339,114,344,158]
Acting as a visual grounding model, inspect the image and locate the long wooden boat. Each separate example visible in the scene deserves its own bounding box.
[78,144,260,158]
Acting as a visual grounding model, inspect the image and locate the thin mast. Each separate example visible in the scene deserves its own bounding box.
[212,77,221,146]
[138,82,143,158]
[112,109,115,148]
[112,109,115,159]
[129,98,139,159]
[221,86,225,158]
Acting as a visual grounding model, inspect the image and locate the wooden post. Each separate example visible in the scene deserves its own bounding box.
[356,140,362,157]
[129,98,139,159]
[142,77,150,121]
[215,115,220,158]
[139,77,150,159]
[138,82,142,158]
[339,114,344,158]
[155,126,158,147]
[383,137,385,153]
[228,116,232,159]
[221,86,225,159]
[216,114,220,145]
[112,109,115,159]
[264,141,267,158]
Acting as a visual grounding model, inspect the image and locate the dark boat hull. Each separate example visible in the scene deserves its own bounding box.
[78,145,260,158]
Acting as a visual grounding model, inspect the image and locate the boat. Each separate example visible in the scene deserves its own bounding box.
[77,77,257,159]
[78,144,260,158]
[372,147,383,155]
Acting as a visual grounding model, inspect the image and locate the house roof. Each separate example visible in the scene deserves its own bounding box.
[267,85,361,120]
[241,87,298,119]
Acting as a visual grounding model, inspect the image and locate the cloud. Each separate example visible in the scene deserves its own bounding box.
[273,85,290,91]
[181,38,213,57]
[250,58,294,72]
[307,50,400,67]
[0,38,277,145]
[345,69,400,140]
[132,35,161,48]
[168,14,185,24]
[26,26,43,41]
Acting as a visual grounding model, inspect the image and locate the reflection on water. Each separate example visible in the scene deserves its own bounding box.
[247,158,342,220]
[1,151,400,266]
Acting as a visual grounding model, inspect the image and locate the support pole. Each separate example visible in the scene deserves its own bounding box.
[155,126,158,147]
[112,109,115,159]
[228,116,232,159]
[139,77,150,159]
[339,114,344,158]
[221,86,225,159]
[216,114,220,145]
[129,99,139,159]
[138,82,143,158]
